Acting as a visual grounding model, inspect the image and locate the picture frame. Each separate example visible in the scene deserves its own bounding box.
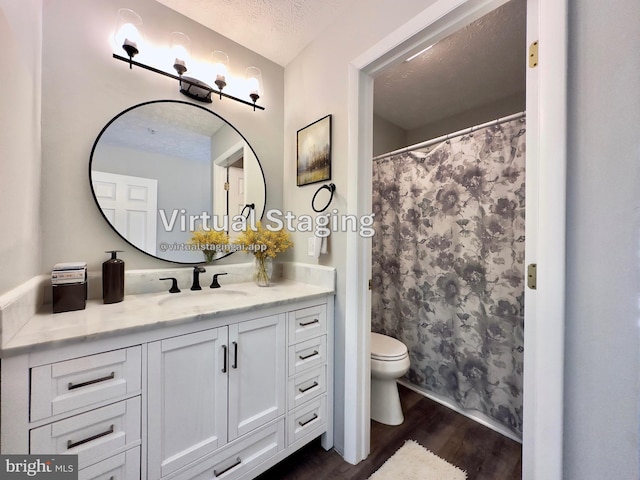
[297,114,332,186]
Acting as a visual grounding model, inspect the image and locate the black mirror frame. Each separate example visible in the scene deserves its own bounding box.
[88,99,267,264]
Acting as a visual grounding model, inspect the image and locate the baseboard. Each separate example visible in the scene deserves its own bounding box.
[397,379,522,444]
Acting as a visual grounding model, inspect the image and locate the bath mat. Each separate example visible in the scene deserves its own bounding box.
[368,440,467,480]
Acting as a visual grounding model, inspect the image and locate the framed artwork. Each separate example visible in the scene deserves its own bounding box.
[297,114,332,186]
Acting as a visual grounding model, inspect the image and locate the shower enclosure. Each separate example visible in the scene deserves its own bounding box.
[371,114,526,436]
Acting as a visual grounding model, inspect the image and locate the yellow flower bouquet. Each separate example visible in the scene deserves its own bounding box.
[234,221,293,286]
[188,228,229,263]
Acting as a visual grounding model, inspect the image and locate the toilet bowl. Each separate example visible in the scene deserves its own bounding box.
[370,332,410,425]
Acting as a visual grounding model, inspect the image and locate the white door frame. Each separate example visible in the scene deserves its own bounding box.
[344,0,567,478]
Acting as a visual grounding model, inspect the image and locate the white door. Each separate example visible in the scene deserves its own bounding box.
[147,328,229,479]
[228,315,286,441]
[228,166,244,217]
[91,171,158,254]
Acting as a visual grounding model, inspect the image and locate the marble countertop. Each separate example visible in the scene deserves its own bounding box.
[1,280,334,357]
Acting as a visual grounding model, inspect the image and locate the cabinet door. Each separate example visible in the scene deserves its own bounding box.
[228,314,285,440]
[147,328,228,479]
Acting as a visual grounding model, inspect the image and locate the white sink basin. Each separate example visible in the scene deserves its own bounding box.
[157,289,249,308]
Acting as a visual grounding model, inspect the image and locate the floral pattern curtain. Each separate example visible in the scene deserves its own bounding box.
[371,117,526,435]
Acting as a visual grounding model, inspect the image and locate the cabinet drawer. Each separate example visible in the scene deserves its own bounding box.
[31,346,142,422]
[30,397,141,470]
[79,446,140,480]
[287,396,326,446]
[288,336,326,376]
[288,304,327,344]
[173,419,284,480]
[288,366,326,410]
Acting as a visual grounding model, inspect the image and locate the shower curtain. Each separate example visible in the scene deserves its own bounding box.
[371,117,526,436]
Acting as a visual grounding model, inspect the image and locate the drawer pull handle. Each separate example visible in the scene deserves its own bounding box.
[68,372,115,390]
[222,345,227,373]
[299,413,318,427]
[299,318,320,327]
[299,381,319,393]
[299,350,319,360]
[232,342,238,369]
[67,424,114,449]
[213,456,242,477]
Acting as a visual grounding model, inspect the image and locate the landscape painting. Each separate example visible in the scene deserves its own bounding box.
[297,114,331,186]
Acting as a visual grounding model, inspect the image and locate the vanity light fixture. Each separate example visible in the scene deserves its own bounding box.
[170,32,191,75]
[211,50,230,99]
[114,8,143,68]
[111,9,265,110]
[169,31,213,103]
[245,67,263,111]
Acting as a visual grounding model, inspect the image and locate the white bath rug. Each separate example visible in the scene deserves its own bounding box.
[368,440,467,480]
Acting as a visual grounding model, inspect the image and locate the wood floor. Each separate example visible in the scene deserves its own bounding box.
[256,384,522,480]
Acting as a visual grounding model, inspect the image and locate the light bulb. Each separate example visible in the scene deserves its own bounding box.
[245,66,263,105]
[211,51,230,91]
[170,32,191,75]
[114,8,143,60]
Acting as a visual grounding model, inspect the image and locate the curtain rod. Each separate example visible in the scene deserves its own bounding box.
[372,111,526,161]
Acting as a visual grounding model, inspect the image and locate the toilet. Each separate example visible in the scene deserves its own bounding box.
[370,332,410,425]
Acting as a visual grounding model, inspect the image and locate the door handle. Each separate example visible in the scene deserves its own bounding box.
[222,345,227,373]
[299,318,320,327]
[299,381,319,393]
[232,341,238,369]
[68,372,115,390]
[298,413,318,427]
[67,424,114,449]
[299,350,319,360]
[213,456,242,477]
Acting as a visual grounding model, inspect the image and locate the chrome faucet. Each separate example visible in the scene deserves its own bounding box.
[191,266,206,291]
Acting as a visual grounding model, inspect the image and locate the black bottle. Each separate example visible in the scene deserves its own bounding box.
[103,250,124,304]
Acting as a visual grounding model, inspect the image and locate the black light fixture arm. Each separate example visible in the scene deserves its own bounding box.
[113,54,265,111]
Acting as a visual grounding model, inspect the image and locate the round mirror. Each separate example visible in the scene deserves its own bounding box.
[89,100,266,263]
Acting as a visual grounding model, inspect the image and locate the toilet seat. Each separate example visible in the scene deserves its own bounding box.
[371,332,408,362]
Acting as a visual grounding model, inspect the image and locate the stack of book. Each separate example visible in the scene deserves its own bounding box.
[51,262,87,285]
[51,262,87,314]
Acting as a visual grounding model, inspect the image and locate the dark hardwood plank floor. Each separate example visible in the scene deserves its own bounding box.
[256,384,521,480]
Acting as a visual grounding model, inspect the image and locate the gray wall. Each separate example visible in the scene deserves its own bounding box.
[405,92,525,145]
[0,0,42,296]
[564,0,640,477]
[372,113,407,157]
[39,0,284,273]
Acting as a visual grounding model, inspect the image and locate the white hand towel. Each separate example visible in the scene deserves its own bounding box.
[313,213,330,259]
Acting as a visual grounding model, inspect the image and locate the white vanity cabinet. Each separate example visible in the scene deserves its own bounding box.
[147,314,286,479]
[0,290,333,480]
[26,346,143,478]
[147,328,229,479]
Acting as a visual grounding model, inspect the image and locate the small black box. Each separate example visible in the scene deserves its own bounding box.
[52,282,87,314]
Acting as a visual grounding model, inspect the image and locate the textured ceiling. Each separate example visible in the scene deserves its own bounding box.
[155,0,526,134]
[153,0,356,67]
[99,102,225,163]
[374,0,526,131]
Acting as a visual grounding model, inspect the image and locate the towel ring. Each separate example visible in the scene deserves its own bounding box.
[312,183,336,213]
[240,203,255,219]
